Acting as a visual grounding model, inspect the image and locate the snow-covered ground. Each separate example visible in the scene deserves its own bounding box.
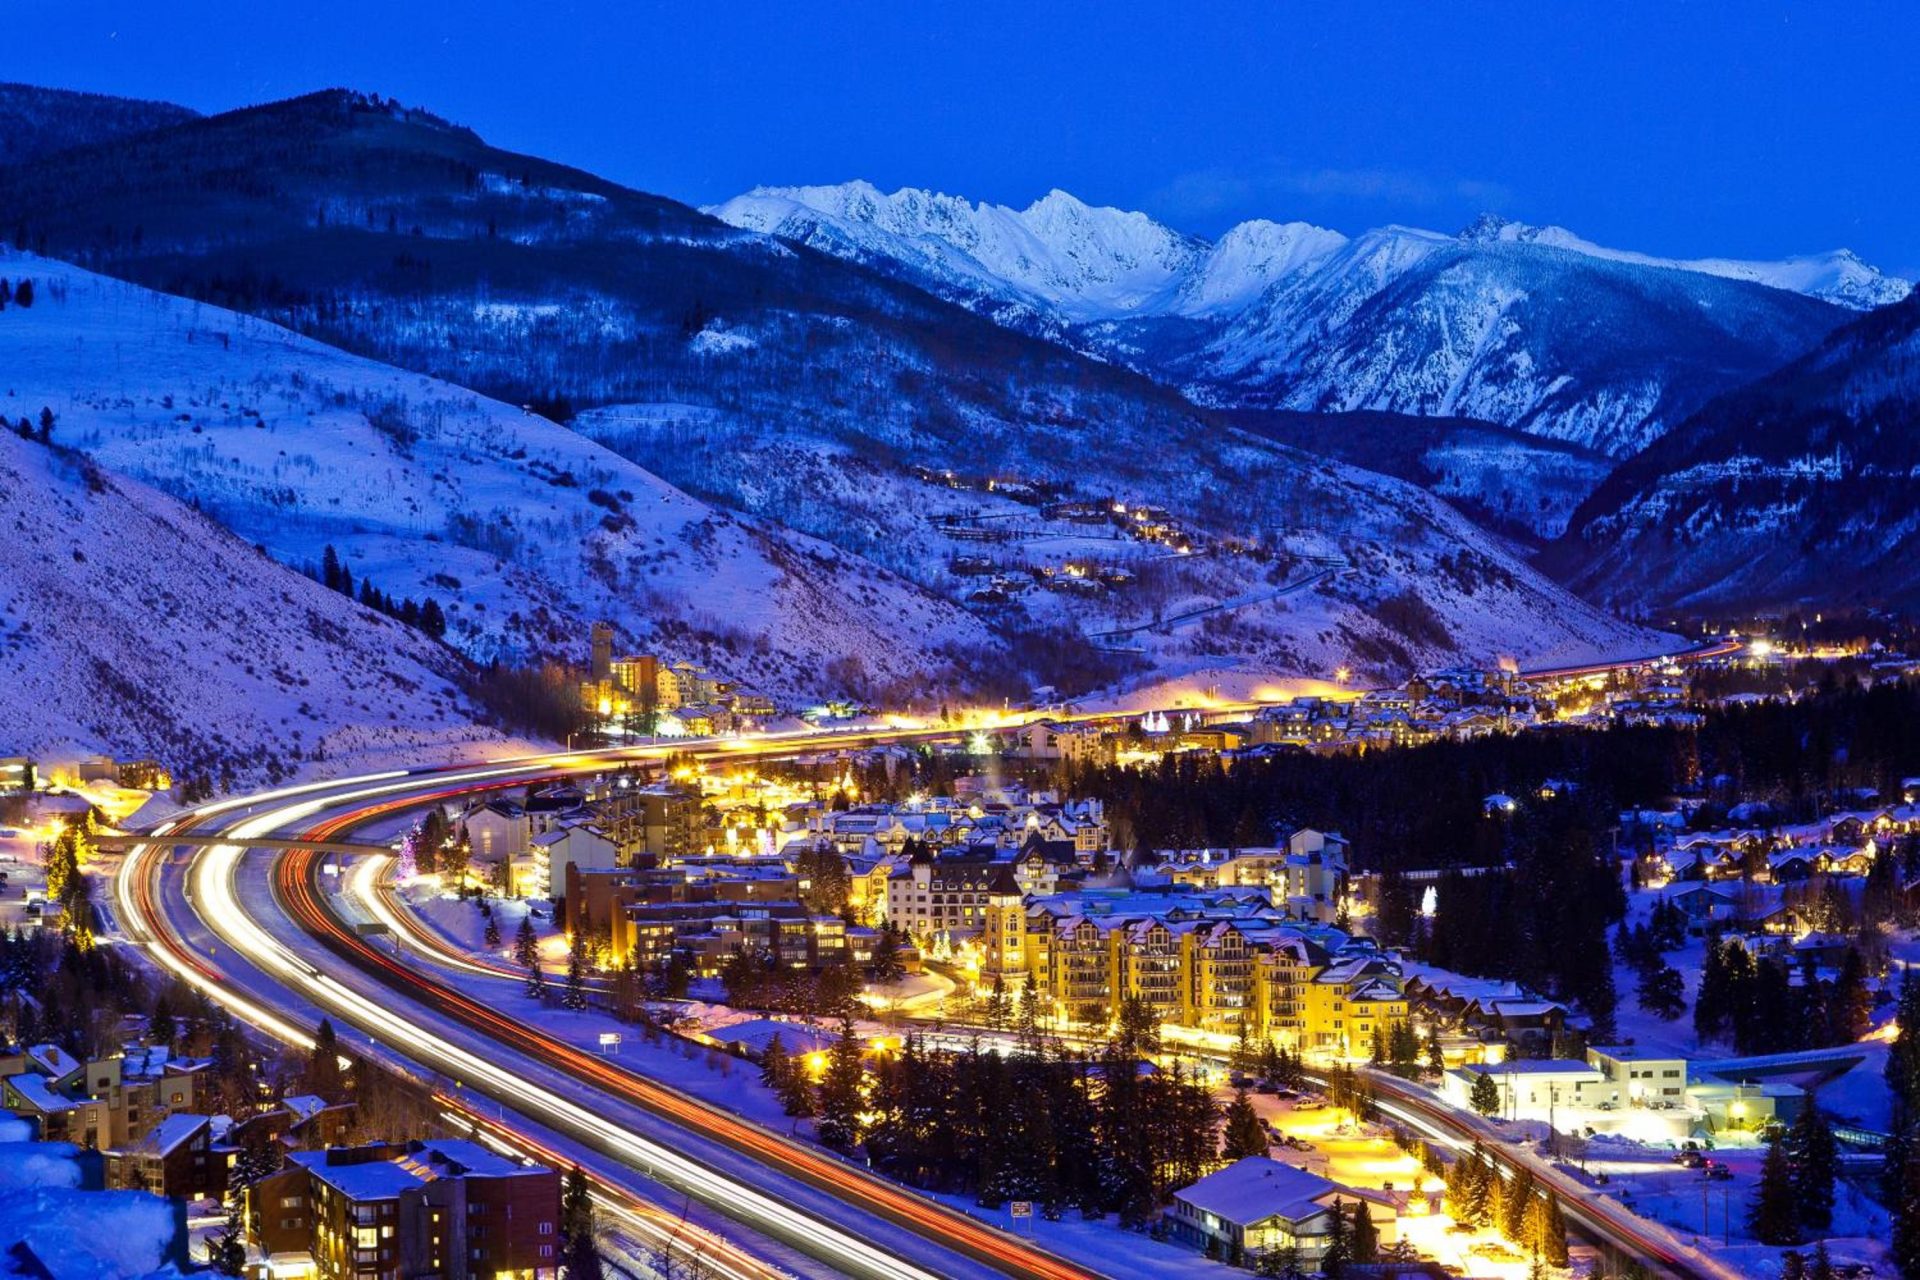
[0,249,1000,705]
[0,1117,189,1278]
[0,419,513,784]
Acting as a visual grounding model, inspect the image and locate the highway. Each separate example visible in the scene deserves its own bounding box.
[1350,1071,1744,1280]
[108,635,1740,1279]
[115,746,1103,1280]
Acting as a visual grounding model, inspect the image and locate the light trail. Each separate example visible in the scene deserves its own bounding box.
[191,822,951,1280]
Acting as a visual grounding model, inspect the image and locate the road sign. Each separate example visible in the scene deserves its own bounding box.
[598,1032,622,1054]
[1009,1201,1032,1219]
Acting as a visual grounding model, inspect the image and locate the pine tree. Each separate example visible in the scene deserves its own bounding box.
[562,933,590,1011]
[525,958,547,1001]
[306,1018,344,1099]
[207,1197,247,1275]
[150,992,177,1046]
[1831,947,1873,1045]
[1469,1069,1501,1117]
[985,973,1010,1028]
[1016,975,1042,1053]
[1460,1150,1494,1229]
[321,545,343,592]
[761,1033,791,1092]
[483,913,502,949]
[514,915,539,967]
[1892,1136,1920,1280]
[1220,1088,1268,1160]
[1320,1197,1352,1276]
[816,1019,866,1149]
[1537,1190,1568,1267]
[1810,1240,1836,1280]
[1785,1104,1838,1234]
[1349,1199,1379,1264]
[1749,1132,1802,1246]
[1425,1026,1445,1078]
[1501,1166,1535,1243]
[1637,960,1687,1021]
[777,1046,818,1118]
[560,1164,602,1280]
[871,923,905,983]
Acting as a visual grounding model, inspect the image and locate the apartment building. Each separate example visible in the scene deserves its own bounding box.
[247,1140,559,1280]
[1,1043,202,1150]
[984,891,1407,1056]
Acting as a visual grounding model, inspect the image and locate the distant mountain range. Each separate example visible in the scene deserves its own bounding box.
[713,182,1894,461]
[0,84,1670,727]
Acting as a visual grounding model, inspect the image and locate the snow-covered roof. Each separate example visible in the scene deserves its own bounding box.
[281,1095,328,1122]
[122,1112,207,1158]
[291,1151,427,1200]
[25,1045,79,1080]
[1173,1157,1339,1226]
[5,1074,76,1113]
[1457,1059,1602,1080]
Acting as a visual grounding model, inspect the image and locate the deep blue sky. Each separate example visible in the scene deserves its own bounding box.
[19,1,1920,273]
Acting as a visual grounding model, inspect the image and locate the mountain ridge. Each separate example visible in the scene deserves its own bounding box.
[711,180,1871,466]
[1550,288,1920,611]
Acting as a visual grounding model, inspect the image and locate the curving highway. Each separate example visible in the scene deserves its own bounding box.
[115,746,1101,1280]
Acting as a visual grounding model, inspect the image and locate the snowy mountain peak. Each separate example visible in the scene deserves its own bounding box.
[1454,212,1909,310]
[1170,219,1348,316]
[711,181,1353,321]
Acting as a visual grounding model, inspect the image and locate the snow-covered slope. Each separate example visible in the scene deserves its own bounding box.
[0,95,1675,688]
[1551,289,1920,612]
[1461,215,1912,311]
[575,390,1674,687]
[0,423,506,787]
[0,251,1001,704]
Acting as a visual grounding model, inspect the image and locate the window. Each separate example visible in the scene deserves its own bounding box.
[541,1245,555,1259]
[538,1222,555,1235]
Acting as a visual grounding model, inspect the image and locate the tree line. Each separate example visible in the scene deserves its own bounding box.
[760,1002,1217,1228]
[315,543,448,638]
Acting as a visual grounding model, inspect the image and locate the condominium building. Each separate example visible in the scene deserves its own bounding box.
[246,1140,559,1280]
[983,889,1407,1056]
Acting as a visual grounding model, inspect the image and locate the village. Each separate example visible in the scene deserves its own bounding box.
[0,628,1912,1278]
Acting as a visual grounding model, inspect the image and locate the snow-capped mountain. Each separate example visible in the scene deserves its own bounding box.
[0,250,1001,705]
[1550,288,1920,611]
[709,181,1215,321]
[713,182,1888,461]
[0,419,509,788]
[1186,224,1849,457]
[1460,214,1912,311]
[710,181,1349,323]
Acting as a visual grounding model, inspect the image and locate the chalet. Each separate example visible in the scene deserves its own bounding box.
[1169,1157,1397,1265]
[1669,885,1738,929]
